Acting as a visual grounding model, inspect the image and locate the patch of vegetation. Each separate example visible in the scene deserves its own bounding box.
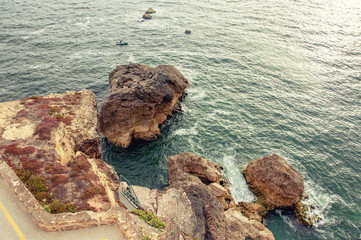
[15,168,77,214]
[4,146,36,156]
[50,174,70,185]
[50,106,59,114]
[22,159,44,174]
[181,230,197,240]
[130,209,166,231]
[34,116,60,140]
[44,162,67,174]
[69,155,91,172]
[142,235,151,240]
[44,200,77,214]
[81,184,105,200]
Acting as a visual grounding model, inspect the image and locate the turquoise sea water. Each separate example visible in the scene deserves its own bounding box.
[1,0,360,239]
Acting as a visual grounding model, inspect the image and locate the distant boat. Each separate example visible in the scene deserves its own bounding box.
[116,40,128,46]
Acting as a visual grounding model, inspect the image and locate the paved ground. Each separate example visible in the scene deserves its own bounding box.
[0,176,125,240]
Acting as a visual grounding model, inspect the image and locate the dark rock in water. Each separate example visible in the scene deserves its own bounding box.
[99,63,189,147]
[185,30,192,34]
[143,13,152,19]
[145,8,156,14]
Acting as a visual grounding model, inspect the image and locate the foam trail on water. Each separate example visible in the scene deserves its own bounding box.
[221,155,256,203]
[173,123,199,136]
[302,180,335,227]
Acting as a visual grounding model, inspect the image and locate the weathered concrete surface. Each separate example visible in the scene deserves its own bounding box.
[0,160,142,239]
[0,170,126,240]
[99,63,189,147]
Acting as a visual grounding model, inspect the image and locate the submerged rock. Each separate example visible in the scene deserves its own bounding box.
[134,152,275,240]
[0,90,120,212]
[99,63,189,147]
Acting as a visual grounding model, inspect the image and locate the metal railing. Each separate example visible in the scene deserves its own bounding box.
[119,175,141,209]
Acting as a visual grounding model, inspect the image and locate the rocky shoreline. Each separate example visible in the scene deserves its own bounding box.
[0,63,316,239]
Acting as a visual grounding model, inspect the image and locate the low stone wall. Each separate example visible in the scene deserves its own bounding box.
[0,160,141,239]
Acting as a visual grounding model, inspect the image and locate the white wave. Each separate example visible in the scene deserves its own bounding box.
[275,209,299,231]
[214,109,233,116]
[221,155,256,203]
[173,123,199,136]
[28,63,52,70]
[31,28,45,35]
[302,180,336,228]
[187,88,206,101]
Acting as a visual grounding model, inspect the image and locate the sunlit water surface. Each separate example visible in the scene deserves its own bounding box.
[1,0,360,239]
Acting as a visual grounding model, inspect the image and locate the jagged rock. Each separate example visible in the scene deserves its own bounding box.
[99,63,189,147]
[225,208,274,239]
[168,152,222,184]
[133,152,274,240]
[0,90,120,212]
[209,182,227,197]
[244,154,304,209]
[236,202,267,222]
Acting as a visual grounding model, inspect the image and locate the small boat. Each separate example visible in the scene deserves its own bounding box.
[116,40,128,46]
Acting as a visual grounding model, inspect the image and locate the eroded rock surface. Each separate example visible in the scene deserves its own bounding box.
[244,154,304,209]
[243,154,319,227]
[0,90,120,212]
[134,152,275,240]
[99,63,189,147]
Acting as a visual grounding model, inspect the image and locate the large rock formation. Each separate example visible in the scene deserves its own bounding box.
[0,90,120,212]
[244,154,304,209]
[134,152,275,240]
[99,63,189,147]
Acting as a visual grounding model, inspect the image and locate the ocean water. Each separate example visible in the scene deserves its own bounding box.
[1,0,360,239]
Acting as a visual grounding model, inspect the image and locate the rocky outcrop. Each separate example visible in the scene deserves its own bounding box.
[134,152,275,240]
[143,8,156,19]
[243,154,318,227]
[99,63,189,147]
[0,90,120,212]
[244,154,304,209]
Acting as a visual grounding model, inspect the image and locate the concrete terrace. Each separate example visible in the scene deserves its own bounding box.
[0,160,131,240]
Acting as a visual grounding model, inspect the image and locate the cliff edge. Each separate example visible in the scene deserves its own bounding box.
[0,90,119,212]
